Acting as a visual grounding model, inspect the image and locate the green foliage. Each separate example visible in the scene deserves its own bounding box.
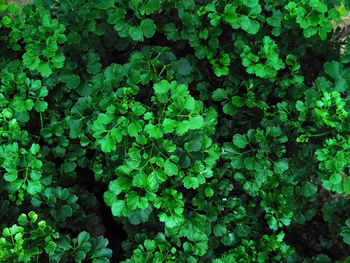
[50,231,112,263]
[1,0,350,262]
[0,211,58,263]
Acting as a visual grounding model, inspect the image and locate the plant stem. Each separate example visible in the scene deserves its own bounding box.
[39,112,43,129]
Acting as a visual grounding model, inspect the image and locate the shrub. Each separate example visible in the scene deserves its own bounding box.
[1,0,350,262]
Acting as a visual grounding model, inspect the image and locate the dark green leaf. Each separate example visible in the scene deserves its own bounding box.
[140,19,156,38]
[212,89,228,101]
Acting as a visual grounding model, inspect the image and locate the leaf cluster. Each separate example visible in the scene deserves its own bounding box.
[1,0,350,262]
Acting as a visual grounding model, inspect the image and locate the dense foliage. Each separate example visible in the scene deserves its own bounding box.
[1,0,350,262]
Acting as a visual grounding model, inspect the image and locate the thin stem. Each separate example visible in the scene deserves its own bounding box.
[152,142,168,160]
[309,131,331,137]
[24,167,29,181]
[239,149,256,156]
[157,65,167,78]
[39,112,43,129]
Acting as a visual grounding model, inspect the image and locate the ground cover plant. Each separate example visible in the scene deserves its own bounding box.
[2,0,350,262]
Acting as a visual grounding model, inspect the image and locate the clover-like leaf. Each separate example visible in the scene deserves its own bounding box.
[233,134,248,149]
[140,19,156,38]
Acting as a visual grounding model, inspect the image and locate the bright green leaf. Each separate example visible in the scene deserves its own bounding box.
[344,177,350,194]
[111,200,125,217]
[164,159,178,176]
[233,134,248,149]
[38,63,52,77]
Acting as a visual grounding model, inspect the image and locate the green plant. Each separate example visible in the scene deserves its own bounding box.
[0,211,58,262]
[1,0,350,262]
[50,231,112,263]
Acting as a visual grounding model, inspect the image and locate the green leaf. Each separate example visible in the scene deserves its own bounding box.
[42,14,51,27]
[147,173,159,192]
[95,0,116,9]
[108,180,122,196]
[129,26,144,41]
[243,0,259,7]
[330,173,342,185]
[61,205,73,218]
[4,169,18,182]
[127,121,142,137]
[266,214,278,230]
[100,134,116,153]
[60,73,81,89]
[176,120,191,135]
[274,159,289,174]
[127,192,139,209]
[111,127,123,142]
[183,175,199,189]
[158,211,183,228]
[163,140,176,152]
[52,54,65,68]
[30,144,40,155]
[23,53,40,70]
[140,19,156,38]
[344,177,350,194]
[67,32,81,44]
[164,159,178,176]
[240,16,260,34]
[75,250,87,262]
[233,134,248,149]
[163,23,178,40]
[34,100,48,112]
[144,124,162,138]
[301,182,318,198]
[267,10,283,27]
[222,233,236,246]
[18,214,28,226]
[177,58,191,75]
[28,211,38,223]
[244,157,255,170]
[184,96,196,111]
[154,80,171,94]
[38,63,52,77]
[45,241,57,254]
[212,88,228,101]
[324,61,342,79]
[133,172,147,188]
[213,224,227,237]
[188,138,202,152]
[254,63,265,77]
[205,187,214,197]
[2,16,12,26]
[231,96,244,107]
[341,220,350,245]
[7,4,21,14]
[240,16,251,31]
[335,78,347,92]
[189,115,204,129]
[61,162,77,173]
[296,100,307,112]
[163,118,176,133]
[235,224,250,238]
[27,180,42,195]
[77,231,90,247]
[2,228,11,237]
[87,62,102,74]
[92,237,113,259]
[111,200,125,216]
